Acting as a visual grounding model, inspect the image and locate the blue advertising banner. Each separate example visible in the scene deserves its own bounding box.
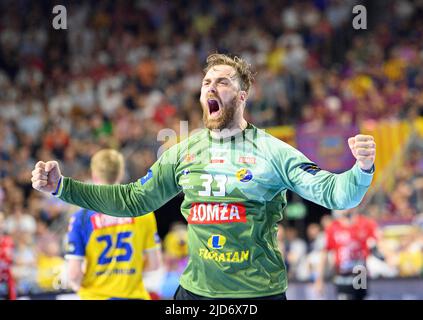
[296,125,359,173]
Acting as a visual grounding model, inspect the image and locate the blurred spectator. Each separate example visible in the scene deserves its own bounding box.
[0,211,16,299]
[35,219,60,256]
[36,240,64,293]
[396,227,423,277]
[315,210,379,300]
[304,223,326,282]
[158,222,188,299]
[4,204,36,236]
[12,231,38,295]
[284,226,307,280]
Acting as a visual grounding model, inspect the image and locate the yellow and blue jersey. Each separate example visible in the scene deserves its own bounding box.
[65,209,160,300]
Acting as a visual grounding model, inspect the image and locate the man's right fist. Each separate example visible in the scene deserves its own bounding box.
[31,161,62,193]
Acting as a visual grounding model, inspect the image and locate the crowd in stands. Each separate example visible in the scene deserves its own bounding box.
[280,212,423,284]
[1,0,423,296]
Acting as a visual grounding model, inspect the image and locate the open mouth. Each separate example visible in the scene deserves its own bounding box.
[207,99,221,117]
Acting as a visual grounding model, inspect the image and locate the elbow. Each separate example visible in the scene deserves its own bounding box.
[330,203,357,211]
[326,202,358,211]
[328,196,363,211]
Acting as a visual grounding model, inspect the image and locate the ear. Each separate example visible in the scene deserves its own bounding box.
[239,90,248,102]
[91,172,100,184]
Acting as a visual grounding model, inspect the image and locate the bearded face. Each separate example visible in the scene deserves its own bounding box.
[202,95,237,130]
[200,65,243,130]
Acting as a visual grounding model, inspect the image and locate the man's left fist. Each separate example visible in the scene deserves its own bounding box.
[348,134,376,171]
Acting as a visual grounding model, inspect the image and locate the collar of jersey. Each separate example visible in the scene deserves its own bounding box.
[207,122,253,143]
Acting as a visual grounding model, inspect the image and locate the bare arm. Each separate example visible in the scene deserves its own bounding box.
[143,247,163,272]
[67,258,84,292]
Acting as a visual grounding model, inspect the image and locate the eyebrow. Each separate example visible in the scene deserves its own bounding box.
[202,76,232,83]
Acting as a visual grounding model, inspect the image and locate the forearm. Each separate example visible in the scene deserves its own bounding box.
[55,177,151,217]
[67,259,84,292]
[325,163,374,210]
[326,165,372,210]
[292,163,374,210]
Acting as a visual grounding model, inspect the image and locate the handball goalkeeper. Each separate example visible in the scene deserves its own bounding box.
[32,53,376,300]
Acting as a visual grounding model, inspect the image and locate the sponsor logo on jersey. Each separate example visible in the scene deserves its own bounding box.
[95,268,136,276]
[140,169,153,185]
[90,213,134,230]
[207,235,226,249]
[238,156,256,164]
[198,249,249,263]
[299,163,321,175]
[188,203,246,224]
[236,168,253,182]
[210,149,228,164]
[210,158,225,164]
[183,154,195,163]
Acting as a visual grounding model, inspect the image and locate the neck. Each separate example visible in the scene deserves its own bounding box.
[209,118,248,139]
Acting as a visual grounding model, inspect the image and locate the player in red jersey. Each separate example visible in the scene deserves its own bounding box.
[0,211,16,300]
[315,209,379,300]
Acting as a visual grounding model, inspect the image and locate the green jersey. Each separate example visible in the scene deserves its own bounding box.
[55,123,373,298]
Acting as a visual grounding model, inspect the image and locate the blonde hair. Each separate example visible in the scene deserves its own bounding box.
[90,149,125,184]
[204,53,255,93]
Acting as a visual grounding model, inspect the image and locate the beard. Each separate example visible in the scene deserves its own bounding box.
[202,96,237,130]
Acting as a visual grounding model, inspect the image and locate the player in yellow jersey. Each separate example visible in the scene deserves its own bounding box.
[65,149,162,299]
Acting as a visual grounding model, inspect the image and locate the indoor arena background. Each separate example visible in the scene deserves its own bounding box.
[0,0,422,300]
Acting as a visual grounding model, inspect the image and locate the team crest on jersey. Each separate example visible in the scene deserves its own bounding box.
[207,235,226,249]
[238,156,256,164]
[236,168,253,182]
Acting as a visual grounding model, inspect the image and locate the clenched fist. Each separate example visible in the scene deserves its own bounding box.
[348,134,376,171]
[31,161,62,193]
